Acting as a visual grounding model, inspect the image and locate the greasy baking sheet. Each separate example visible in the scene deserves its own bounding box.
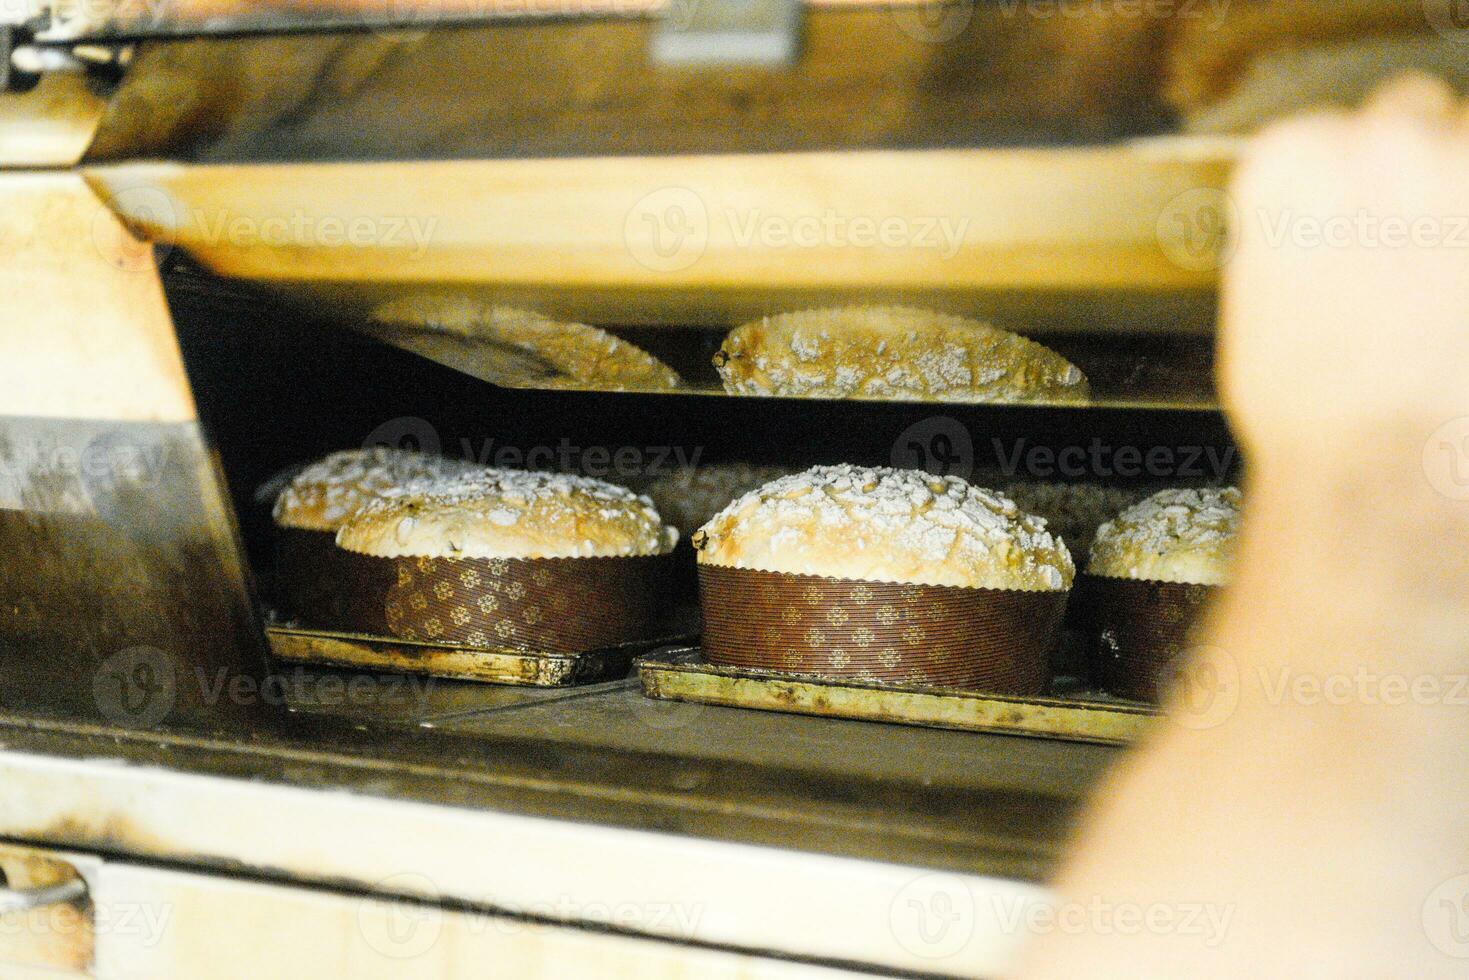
[637,648,1155,745]
[267,625,693,687]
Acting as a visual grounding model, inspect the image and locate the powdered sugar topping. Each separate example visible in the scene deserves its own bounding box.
[716,306,1090,405]
[696,464,1074,591]
[272,448,479,531]
[1088,486,1242,584]
[337,468,677,559]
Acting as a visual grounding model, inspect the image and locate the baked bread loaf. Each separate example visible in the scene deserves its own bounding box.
[694,464,1074,591]
[336,469,678,560]
[373,296,682,392]
[714,306,1088,404]
[272,448,479,533]
[643,463,800,538]
[1088,486,1241,585]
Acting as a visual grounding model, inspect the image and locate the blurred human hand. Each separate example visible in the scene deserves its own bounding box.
[1011,76,1469,980]
[1220,75,1469,470]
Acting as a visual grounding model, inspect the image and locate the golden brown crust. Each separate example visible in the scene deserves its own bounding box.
[715,306,1089,404]
[695,464,1074,591]
[1087,486,1241,585]
[271,448,479,532]
[336,469,678,560]
[373,297,683,393]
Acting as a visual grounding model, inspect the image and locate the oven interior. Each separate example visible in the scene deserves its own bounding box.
[4,0,1448,886]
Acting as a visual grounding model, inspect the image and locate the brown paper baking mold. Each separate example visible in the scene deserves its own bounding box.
[697,564,1067,694]
[274,527,359,631]
[1076,573,1217,703]
[278,532,670,654]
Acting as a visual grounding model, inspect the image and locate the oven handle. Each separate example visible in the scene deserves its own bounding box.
[0,877,87,914]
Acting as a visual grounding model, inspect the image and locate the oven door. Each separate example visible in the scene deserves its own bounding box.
[2,839,882,979]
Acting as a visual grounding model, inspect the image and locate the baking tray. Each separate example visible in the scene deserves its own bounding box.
[636,648,1155,745]
[266,625,693,688]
